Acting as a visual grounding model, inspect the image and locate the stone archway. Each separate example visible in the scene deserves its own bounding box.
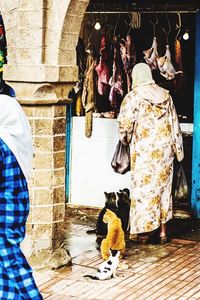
[0,0,19,65]
[0,0,90,268]
[1,0,90,101]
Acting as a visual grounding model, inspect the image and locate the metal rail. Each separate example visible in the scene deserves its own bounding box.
[85,10,198,14]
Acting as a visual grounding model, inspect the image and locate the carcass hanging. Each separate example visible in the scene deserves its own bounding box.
[143,37,159,70]
[157,45,183,80]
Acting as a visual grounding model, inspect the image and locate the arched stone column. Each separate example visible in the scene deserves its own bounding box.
[0,0,90,269]
[1,0,86,100]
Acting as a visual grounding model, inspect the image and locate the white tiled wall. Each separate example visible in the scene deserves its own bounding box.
[180,123,193,134]
[69,118,193,208]
[69,117,131,208]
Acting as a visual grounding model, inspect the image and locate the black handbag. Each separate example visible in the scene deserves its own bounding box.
[111,141,130,174]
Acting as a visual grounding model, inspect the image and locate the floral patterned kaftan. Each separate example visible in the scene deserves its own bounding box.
[118,84,184,234]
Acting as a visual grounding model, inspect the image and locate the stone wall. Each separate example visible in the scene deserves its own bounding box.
[27,103,66,243]
[0,0,90,267]
[20,103,68,267]
[1,0,89,83]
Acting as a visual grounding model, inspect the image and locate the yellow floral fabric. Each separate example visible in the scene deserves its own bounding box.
[118,84,184,234]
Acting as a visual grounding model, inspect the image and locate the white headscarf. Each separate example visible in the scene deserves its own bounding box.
[0,94,33,182]
[132,63,155,89]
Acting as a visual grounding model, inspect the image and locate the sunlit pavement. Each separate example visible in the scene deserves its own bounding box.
[33,209,200,300]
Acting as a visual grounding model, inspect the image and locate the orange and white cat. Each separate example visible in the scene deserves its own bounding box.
[101,209,125,260]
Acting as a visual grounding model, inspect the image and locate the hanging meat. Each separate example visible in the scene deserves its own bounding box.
[109,37,125,109]
[143,37,159,70]
[76,37,86,85]
[76,91,84,116]
[120,34,137,92]
[174,38,184,90]
[95,34,110,96]
[126,34,137,66]
[82,54,96,138]
[157,45,183,80]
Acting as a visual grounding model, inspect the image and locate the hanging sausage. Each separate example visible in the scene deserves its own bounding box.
[174,13,184,91]
[82,53,96,137]
[174,38,183,90]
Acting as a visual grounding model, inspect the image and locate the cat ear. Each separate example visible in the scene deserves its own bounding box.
[124,188,130,197]
[110,250,120,257]
[116,251,120,258]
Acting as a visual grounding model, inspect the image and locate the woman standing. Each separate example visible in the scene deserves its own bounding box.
[0,95,43,299]
[118,63,184,243]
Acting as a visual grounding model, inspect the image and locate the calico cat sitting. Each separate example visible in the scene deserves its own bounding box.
[101,209,125,260]
[116,188,130,233]
[84,250,120,280]
[87,192,117,236]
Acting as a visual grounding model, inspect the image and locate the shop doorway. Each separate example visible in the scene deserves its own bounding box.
[66,1,200,217]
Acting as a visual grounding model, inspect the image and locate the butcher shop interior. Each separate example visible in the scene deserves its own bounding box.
[68,0,200,215]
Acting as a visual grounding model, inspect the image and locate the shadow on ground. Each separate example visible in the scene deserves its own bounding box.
[167,217,200,241]
[63,207,200,261]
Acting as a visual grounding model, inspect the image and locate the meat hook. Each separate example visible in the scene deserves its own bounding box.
[162,26,169,45]
[113,11,121,37]
[175,12,182,41]
[150,13,158,37]
[164,4,171,36]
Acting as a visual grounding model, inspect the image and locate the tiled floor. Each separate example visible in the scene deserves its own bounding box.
[33,218,200,300]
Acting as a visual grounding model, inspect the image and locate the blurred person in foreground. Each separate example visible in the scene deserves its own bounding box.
[0,95,43,299]
[117,63,184,243]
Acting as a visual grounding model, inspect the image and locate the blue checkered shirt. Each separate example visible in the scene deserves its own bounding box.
[0,138,43,299]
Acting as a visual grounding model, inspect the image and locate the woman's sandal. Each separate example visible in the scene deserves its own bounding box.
[129,234,138,241]
[129,234,149,244]
[159,236,169,244]
[137,234,150,244]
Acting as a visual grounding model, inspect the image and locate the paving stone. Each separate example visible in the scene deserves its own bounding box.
[33,215,200,299]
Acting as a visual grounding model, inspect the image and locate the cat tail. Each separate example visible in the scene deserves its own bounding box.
[86,229,97,234]
[84,275,99,280]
